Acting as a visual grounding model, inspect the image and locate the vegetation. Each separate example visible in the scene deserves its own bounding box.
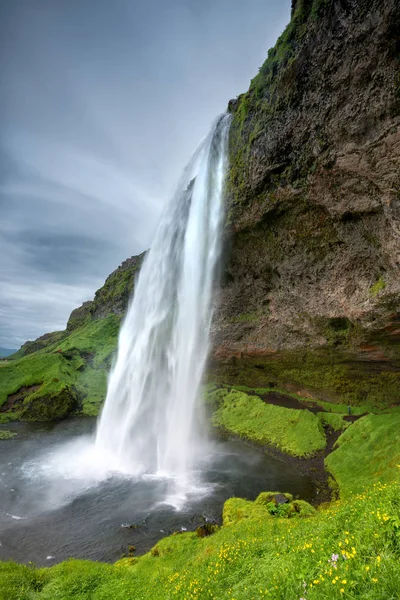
[211,389,326,457]
[0,315,120,421]
[1,477,400,599]
[369,276,386,297]
[317,412,350,432]
[325,413,400,498]
[208,347,400,410]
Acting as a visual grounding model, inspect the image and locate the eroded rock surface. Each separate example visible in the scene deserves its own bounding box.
[210,0,400,403]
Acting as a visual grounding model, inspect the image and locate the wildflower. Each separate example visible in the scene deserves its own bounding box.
[365,566,370,571]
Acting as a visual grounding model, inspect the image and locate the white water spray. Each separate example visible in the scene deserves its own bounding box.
[95,115,230,488]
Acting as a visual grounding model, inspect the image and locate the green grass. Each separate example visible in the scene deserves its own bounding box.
[1,479,400,600]
[0,315,120,420]
[317,412,350,432]
[325,413,400,499]
[225,384,369,415]
[211,389,326,457]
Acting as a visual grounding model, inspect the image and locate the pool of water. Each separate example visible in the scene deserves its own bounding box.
[0,418,313,565]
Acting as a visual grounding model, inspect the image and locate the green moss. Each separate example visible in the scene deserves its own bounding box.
[317,412,350,432]
[0,315,121,421]
[325,413,400,498]
[230,312,260,323]
[209,347,400,410]
[255,491,294,505]
[222,497,270,526]
[369,276,386,297]
[212,390,326,457]
[20,385,78,421]
[226,384,368,415]
[289,499,317,518]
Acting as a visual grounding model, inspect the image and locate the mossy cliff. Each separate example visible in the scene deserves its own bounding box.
[0,254,144,421]
[210,0,400,407]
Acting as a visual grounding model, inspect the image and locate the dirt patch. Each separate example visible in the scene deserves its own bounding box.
[258,390,323,414]
[1,385,42,412]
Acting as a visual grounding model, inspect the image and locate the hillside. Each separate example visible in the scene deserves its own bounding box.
[0,254,144,421]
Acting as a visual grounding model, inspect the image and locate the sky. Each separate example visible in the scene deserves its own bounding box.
[0,0,290,349]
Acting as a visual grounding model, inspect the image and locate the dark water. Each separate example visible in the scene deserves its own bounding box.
[0,419,313,566]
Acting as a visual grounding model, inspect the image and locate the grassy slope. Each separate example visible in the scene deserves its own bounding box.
[211,389,326,457]
[0,315,120,421]
[0,253,143,421]
[325,412,400,498]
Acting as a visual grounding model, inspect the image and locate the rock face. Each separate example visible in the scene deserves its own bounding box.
[210,0,400,405]
[67,253,145,331]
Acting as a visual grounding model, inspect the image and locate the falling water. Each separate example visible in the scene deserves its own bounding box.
[95,115,230,490]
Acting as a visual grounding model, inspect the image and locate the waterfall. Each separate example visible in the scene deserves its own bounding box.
[95,114,230,488]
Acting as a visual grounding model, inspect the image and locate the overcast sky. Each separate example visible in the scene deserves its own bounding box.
[0,0,290,349]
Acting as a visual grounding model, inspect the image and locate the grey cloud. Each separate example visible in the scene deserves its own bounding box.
[0,0,290,348]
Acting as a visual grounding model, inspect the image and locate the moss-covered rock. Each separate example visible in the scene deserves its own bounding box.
[222,497,271,526]
[255,491,293,506]
[20,385,79,421]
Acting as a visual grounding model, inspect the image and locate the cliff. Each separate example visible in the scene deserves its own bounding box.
[209,0,400,406]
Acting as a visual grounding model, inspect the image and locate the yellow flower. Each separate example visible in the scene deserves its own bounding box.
[365,566,370,571]
[342,580,347,584]
[340,589,345,594]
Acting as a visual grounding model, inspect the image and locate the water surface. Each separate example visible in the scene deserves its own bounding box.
[0,418,313,565]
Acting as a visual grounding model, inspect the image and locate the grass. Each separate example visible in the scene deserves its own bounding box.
[1,478,400,600]
[0,315,120,420]
[225,384,369,415]
[1,358,400,599]
[325,413,400,499]
[317,412,350,432]
[211,389,326,457]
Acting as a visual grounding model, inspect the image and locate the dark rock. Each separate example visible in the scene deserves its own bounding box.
[271,493,289,505]
[210,0,400,406]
